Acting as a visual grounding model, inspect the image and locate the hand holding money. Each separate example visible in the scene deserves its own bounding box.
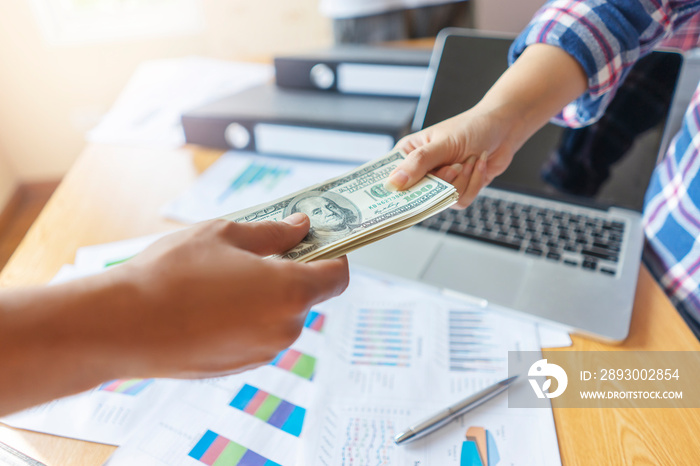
[221,150,458,262]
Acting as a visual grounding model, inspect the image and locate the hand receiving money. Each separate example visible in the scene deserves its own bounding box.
[221,150,458,262]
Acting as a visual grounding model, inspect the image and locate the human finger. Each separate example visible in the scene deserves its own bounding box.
[456,152,489,208]
[384,141,456,192]
[287,256,350,307]
[216,214,311,256]
[432,163,463,185]
[394,130,428,155]
[448,156,478,200]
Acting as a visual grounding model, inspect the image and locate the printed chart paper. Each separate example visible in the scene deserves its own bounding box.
[301,271,562,465]
[162,153,357,224]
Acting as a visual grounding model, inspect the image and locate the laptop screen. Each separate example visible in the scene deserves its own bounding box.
[414,30,683,212]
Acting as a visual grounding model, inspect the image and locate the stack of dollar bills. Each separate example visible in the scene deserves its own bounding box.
[221,150,458,262]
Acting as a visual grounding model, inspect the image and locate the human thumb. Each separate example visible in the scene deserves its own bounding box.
[222,213,310,256]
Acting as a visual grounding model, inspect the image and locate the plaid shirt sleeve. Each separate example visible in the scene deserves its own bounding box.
[509,0,700,324]
[643,86,700,324]
[509,0,700,127]
[662,11,700,50]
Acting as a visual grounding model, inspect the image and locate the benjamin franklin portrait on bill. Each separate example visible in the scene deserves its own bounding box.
[284,191,362,246]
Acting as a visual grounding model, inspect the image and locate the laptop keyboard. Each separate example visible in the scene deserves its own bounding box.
[417,194,626,277]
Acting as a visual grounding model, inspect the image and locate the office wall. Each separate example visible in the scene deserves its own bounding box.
[474,0,542,34]
[0,0,541,183]
[0,0,332,182]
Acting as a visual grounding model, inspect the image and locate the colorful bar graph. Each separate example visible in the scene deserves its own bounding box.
[449,310,502,372]
[230,384,306,436]
[350,361,410,367]
[189,430,281,466]
[340,416,396,464]
[218,162,292,203]
[270,349,316,380]
[98,378,154,396]
[303,310,325,332]
[351,308,413,367]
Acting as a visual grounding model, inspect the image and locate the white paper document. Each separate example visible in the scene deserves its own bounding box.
[102,269,560,465]
[299,271,561,465]
[538,324,573,349]
[73,231,174,272]
[162,152,358,224]
[105,330,326,465]
[87,57,273,148]
[2,378,181,446]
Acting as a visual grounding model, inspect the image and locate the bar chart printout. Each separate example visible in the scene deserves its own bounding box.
[161,154,356,224]
[229,384,306,437]
[341,416,396,465]
[270,349,316,380]
[304,310,325,332]
[351,308,412,367]
[98,379,154,396]
[310,406,418,465]
[218,162,291,203]
[189,430,281,466]
[449,310,504,372]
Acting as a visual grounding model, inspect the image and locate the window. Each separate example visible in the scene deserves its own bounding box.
[31,0,205,46]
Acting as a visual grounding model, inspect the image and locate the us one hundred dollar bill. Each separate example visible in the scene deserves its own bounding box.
[221,150,458,262]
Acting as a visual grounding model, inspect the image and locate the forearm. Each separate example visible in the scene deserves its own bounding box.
[475,43,588,151]
[0,219,349,417]
[0,272,137,416]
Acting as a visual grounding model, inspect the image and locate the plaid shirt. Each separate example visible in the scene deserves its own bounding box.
[510,0,700,322]
[662,8,700,50]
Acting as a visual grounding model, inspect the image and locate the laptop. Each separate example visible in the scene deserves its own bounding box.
[349,28,687,342]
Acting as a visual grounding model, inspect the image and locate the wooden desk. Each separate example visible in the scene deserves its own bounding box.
[1,144,700,465]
